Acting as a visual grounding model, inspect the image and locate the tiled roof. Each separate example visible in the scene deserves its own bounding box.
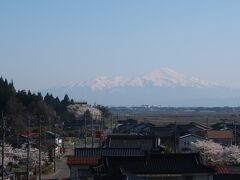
[118,119,138,125]
[67,156,99,165]
[107,134,157,139]
[92,153,215,175]
[179,134,206,140]
[164,123,209,135]
[106,135,159,150]
[117,124,136,133]
[108,139,154,150]
[150,127,174,137]
[206,130,233,139]
[132,122,155,129]
[74,148,145,157]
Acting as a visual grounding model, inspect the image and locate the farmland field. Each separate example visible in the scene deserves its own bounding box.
[111,110,240,126]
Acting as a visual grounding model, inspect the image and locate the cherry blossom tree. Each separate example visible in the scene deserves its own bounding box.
[0,143,48,167]
[222,145,240,165]
[191,140,240,166]
[0,144,18,166]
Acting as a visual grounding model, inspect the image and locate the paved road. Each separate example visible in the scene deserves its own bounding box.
[45,157,70,179]
[42,146,73,180]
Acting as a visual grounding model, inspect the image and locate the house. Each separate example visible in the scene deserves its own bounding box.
[67,156,99,179]
[105,134,161,151]
[211,122,240,132]
[117,123,136,134]
[212,122,230,131]
[165,122,210,136]
[183,122,210,134]
[149,126,178,152]
[118,118,138,125]
[92,153,215,180]
[9,131,38,148]
[63,120,85,131]
[150,126,175,142]
[129,122,155,134]
[117,122,155,134]
[67,148,145,179]
[212,122,240,145]
[199,130,233,146]
[73,148,145,157]
[44,131,63,155]
[150,123,209,152]
[179,134,206,152]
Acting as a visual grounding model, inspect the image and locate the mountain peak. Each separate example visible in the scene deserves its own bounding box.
[42,68,239,106]
[75,68,214,91]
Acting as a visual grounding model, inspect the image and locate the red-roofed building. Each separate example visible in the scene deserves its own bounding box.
[67,148,145,179]
[204,130,233,146]
[67,156,100,179]
[67,156,99,165]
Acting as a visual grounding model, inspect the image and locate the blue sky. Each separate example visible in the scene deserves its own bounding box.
[1,0,240,90]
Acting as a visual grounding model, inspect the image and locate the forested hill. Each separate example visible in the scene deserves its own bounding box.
[0,77,75,133]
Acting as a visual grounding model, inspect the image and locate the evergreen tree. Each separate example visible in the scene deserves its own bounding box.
[61,94,71,106]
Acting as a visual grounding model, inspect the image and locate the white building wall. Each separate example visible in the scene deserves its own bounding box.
[179,135,204,152]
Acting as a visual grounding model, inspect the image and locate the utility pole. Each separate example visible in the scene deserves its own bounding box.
[38,116,42,180]
[27,116,30,180]
[115,113,118,133]
[174,121,177,153]
[206,116,209,127]
[110,114,113,132]
[53,117,56,173]
[1,112,5,180]
[91,116,94,148]
[84,116,87,148]
[234,120,237,145]
[102,115,104,132]
[101,115,104,146]
[53,130,56,173]
[100,115,102,132]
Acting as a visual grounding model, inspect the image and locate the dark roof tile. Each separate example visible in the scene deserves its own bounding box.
[92,153,215,175]
[74,148,145,157]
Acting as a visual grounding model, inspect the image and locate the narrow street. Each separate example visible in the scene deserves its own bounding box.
[42,146,73,180]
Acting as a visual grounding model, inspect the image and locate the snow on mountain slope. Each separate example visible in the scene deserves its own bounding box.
[72,68,214,91]
[42,68,240,106]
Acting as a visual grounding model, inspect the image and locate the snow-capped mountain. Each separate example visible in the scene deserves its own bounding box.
[42,68,240,107]
[69,67,215,91]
